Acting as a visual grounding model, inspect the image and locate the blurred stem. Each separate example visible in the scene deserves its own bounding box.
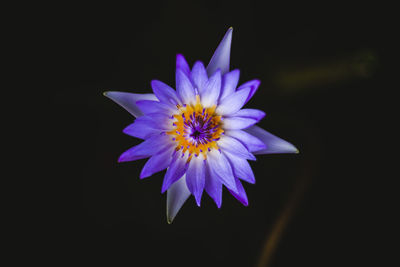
[256,127,319,267]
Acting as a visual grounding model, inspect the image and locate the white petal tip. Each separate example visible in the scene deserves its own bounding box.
[283,143,300,154]
[166,207,178,224]
[166,175,191,224]
[207,28,233,76]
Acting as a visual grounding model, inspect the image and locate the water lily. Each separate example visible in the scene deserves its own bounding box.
[104,28,298,223]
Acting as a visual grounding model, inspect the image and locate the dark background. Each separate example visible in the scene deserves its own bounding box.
[33,1,390,266]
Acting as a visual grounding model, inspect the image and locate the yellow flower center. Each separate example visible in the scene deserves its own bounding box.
[167,95,223,159]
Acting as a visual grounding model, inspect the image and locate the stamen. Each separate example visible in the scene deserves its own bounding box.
[167,100,222,158]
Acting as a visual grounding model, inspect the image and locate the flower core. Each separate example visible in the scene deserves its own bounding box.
[167,95,223,158]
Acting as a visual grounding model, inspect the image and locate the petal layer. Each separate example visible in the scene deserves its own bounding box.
[237,79,261,104]
[166,175,190,224]
[151,80,181,106]
[176,69,196,105]
[190,61,208,94]
[123,114,172,139]
[224,150,255,184]
[162,151,189,193]
[218,135,256,160]
[230,109,266,121]
[225,129,266,152]
[104,91,158,118]
[176,54,191,77]
[201,70,221,108]
[118,134,172,162]
[205,165,223,208]
[206,150,237,193]
[222,117,259,130]
[135,100,175,115]
[207,27,233,76]
[185,156,206,206]
[140,146,175,178]
[244,125,299,154]
[216,87,251,115]
[227,177,249,206]
[219,69,240,101]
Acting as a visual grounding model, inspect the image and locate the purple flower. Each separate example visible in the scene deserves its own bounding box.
[104,28,298,223]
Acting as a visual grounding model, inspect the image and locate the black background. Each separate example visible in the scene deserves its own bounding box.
[29,1,391,266]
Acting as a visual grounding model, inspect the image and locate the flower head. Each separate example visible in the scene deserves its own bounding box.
[104,28,298,223]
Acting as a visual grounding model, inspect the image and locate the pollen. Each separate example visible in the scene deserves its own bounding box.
[167,95,223,159]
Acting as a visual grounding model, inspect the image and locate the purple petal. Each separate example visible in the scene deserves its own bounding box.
[206,150,237,193]
[185,156,206,206]
[204,166,223,208]
[222,117,258,130]
[103,91,158,118]
[206,27,233,76]
[176,54,191,77]
[225,129,266,152]
[118,134,172,162]
[237,79,261,104]
[176,69,196,105]
[161,151,189,193]
[230,109,266,121]
[217,135,256,161]
[135,100,175,115]
[123,120,159,139]
[151,80,181,106]
[190,61,207,94]
[219,69,240,101]
[201,70,221,108]
[166,175,190,224]
[244,125,299,154]
[123,114,172,139]
[216,87,251,115]
[140,146,175,179]
[227,177,248,206]
[223,150,255,184]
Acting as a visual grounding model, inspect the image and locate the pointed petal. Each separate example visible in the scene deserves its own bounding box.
[231,109,266,121]
[185,156,206,206]
[190,61,208,94]
[237,79,261,104]
[135,100,175,115]
[151,80,181,106]
[224,150,255,184]
[225,129,266,152]
[140,146,175,178]
[166,175,190,224]
[176,54,191,77]
[176,69,196,105]
[244,125,299,154]
[161,151,189,193]
[206,150,237,193]
[122,114,172,139]
[103,91,158,118]
[207,27,233,76]
[222,116,258,130]
[218,135,256,160]
[122,120,159,139]
[216,87,251,115]
[118,133,172,162]
[219,69,240,101]
[228,177,249,206]
[205,165,223,208]
[201,70,221,108]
